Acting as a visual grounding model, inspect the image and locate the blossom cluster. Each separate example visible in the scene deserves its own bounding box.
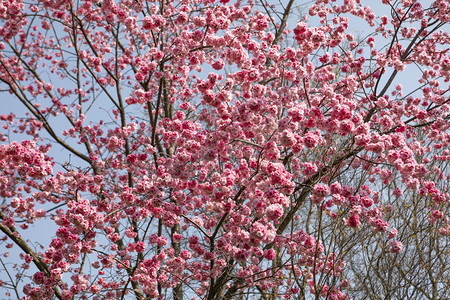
[0,0,448,299]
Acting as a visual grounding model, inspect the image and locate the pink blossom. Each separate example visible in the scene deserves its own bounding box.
[345,215,361,228]
[266,203,284,221]
[361,197,374,208]
[263,249,276,260]
[251,222,267,240]
[302,162,318,176]
[312,184,330,199]
[371,219,389,232]
[387,229,398,239]
[135,241,147,253]
[302,132,320,149]
[389,240,403,253]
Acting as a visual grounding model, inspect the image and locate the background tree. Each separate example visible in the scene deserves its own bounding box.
[0,0,448,299]
[340,127,449,299]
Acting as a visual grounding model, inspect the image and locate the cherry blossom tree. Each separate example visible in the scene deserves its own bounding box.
[0,0,449,299]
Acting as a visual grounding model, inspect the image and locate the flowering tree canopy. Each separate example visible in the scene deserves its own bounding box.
[0,0,449,299]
